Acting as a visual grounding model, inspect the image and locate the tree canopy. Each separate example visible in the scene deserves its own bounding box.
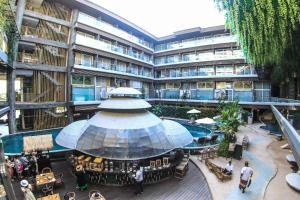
[214,0,300,82]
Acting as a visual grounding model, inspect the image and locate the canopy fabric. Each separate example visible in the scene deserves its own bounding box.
[195,117,216,124]
[187,109,201,114]
[23,134,53,152]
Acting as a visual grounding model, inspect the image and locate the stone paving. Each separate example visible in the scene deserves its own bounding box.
[191,123,300,200]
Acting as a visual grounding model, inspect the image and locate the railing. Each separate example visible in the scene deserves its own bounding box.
[74,62,153,78]
[154,50,245,66]
[154,34,237,52]
[155,71,257,79]
[271,105,300,165]
[75,34,154,65]
[77,13,153,51]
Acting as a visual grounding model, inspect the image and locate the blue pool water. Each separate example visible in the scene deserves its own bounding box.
[1,119,223,154]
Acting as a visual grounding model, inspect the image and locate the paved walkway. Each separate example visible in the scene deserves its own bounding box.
[191,123,288,200]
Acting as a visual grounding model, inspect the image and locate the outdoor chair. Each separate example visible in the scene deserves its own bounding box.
[197,137,206,144]
[41,167,52,174]
[64,192,76,200]
[89,190,104,200]
[42,185,53,196]
[210,134,219,144]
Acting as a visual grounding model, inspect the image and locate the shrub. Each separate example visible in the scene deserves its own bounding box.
[217,139,230,157]
[150,105,218,119]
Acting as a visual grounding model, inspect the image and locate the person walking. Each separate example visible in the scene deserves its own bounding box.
[134,166,144,195]
[239,161,253,193]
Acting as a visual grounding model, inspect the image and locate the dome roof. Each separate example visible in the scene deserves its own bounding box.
[98,98,151,110]
[56,87,193,160]
[109,87,142,96]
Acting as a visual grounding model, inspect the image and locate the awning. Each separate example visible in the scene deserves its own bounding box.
[187,109,201,114]
[195,117,216,125]
[23,134,53,152]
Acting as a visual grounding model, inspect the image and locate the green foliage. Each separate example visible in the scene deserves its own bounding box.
[0,0,18,64]
[217,139,230,157]
[214,0,300,83]
[152,104,163,117]
[150,105,218,119]
[217,99,245,141]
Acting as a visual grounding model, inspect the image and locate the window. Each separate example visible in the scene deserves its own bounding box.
[72,75,94,86]
[236,65,251,75]
[96,77,110,87]
[166,83,180,89]
[75,53,94,67]
[197,82,214,89]
[77,31,94,39]
[216,82,232,89]
[199,66,215,76]
[216,66,234,76]
[130,81,142,89]
[234,81,252,91]
[97,57,111,69]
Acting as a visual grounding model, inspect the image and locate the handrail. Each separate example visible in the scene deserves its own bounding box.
[271,105,300,166]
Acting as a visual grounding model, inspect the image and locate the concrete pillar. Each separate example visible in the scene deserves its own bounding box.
[66,9,79,124]
[8,0,26,134]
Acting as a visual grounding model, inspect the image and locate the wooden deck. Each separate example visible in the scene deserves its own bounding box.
[13,161,212,200]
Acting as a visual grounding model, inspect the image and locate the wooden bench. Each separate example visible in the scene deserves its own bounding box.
[205,159,232,181]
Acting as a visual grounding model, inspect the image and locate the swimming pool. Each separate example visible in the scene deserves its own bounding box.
[1,119,223,154]
[173,119,223,149]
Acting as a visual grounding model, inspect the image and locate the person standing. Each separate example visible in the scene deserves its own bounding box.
[134,166,144,195]
[75,165,88,191]
[239,161,253,193]
[20,179,36,200]
[14,157,24,179]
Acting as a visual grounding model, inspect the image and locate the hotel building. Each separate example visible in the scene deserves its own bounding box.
[1,0,298,133]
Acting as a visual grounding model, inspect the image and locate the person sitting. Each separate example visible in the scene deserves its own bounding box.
[222,161,234,175]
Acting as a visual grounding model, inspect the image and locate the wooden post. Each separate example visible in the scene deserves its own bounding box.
[66,9,79,124]
[8,0,26,134]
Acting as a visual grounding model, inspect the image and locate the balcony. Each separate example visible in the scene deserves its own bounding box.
[154,50,245,67]
[75,34,154,65]
[77,13,153,51]
[154,34,237,52]
[74,62,153,80]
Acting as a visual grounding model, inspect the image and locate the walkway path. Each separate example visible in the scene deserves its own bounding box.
[191,124,277,200]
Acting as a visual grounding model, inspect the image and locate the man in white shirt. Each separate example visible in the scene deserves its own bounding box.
[223,160,234,175]
[134,166,144,195]
[239,161,253,193]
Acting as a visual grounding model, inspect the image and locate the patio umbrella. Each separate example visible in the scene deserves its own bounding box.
[187,109,201,114]
[195,117,216,125]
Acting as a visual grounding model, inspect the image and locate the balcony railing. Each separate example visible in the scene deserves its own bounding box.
[154,50,245,66]
[77,13,153,51]
[154,34,237,52]
[75,34,154,65]
[74,62,153,79]
[156,70,257,79]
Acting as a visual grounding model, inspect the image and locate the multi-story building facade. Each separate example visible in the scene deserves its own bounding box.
[1,0,296,133]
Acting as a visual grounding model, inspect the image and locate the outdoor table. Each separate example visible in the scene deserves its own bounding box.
[37,193,60,200]
[36,172,56,187]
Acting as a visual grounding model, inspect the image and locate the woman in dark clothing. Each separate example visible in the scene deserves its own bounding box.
[75,165,88,191]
